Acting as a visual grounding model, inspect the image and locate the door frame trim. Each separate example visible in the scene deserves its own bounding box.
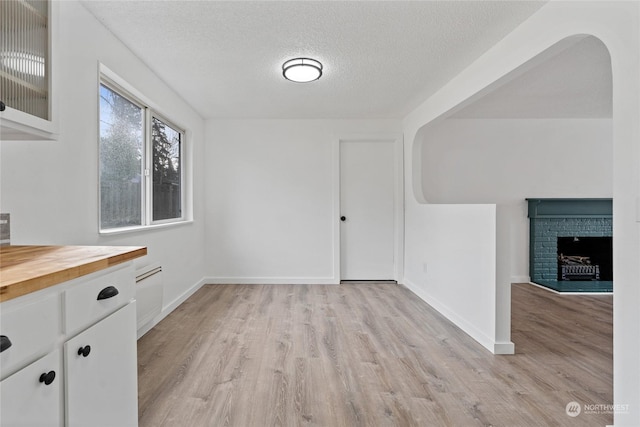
[332,133,404,283]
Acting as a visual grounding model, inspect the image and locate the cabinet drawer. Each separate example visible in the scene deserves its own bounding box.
[64,265,134,337]
[0,292,60,380]
[0,349,62,426]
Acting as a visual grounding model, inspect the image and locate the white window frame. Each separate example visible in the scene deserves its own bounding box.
[147,113,185,226]
[98,64,188,234]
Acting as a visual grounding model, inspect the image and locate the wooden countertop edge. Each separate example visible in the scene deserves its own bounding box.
[0,246,147,302]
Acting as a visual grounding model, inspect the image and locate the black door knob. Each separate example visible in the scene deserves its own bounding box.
[39,371,56,385]
[78,345,91,357]
[340,216,346,221]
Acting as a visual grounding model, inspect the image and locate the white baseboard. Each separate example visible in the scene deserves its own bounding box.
[493,341,515,355]
[527,281,612,296]
[202,276,340,285]
[136,277,207,339]
[403,278,514,355]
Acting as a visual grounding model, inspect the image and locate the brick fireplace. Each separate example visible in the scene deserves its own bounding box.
[527,198,613,292]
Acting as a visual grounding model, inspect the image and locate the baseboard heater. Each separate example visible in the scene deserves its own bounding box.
[135,263,163,334]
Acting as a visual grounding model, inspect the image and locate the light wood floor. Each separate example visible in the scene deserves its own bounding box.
[137,283,612,426]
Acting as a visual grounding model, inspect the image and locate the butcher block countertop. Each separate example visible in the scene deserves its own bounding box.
[0,245,147,302]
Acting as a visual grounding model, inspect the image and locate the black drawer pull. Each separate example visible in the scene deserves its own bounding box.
[0,335,12,353]
[39,371,56,386]
[97,286,119,300]
[78,345,91,357]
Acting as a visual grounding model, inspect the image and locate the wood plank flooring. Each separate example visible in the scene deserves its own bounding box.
[137,283,612,426]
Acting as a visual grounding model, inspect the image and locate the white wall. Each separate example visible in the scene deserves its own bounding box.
[421,118,613,281]
[403,203,510,353]
[403,2,640,425]
[0,1,207,313]
[204,119,401,283]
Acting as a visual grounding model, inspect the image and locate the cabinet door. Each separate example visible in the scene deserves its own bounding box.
[0,349,62,426]
[65,302,138,427]
[0,0,58,140]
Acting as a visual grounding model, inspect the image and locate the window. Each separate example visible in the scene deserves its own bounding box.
[99,79,185,231]
[151,116,182,221]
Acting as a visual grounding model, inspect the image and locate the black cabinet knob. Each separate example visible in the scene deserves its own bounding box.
[97,286,119,300]
[0,335,12,353]
[0,101,5,112]
[340,216,346,222]
[39,371,56,385]
[78,345,91,357]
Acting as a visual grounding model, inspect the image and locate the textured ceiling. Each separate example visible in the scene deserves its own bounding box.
[80,0,547,119]
[453,35,612,119]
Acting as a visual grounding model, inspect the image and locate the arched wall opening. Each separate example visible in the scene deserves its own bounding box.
[402,34,613,357]
[416,35,613,284]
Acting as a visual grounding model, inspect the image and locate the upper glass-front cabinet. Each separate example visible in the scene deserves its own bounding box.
[0,0,57,140]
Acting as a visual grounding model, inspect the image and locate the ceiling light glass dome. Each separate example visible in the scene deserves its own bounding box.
[282,58,322,83]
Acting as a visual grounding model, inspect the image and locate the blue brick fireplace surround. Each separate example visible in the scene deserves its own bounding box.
[527,198,613,293]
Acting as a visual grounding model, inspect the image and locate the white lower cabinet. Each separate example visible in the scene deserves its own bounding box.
[65,302,138,427]
[0,350,62,426]
[0,262,139,427]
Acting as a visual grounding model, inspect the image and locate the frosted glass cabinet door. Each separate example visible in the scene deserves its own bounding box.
[64,302,138,427]
[0,350,62,426]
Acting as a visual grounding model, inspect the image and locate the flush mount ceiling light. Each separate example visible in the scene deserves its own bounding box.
[282,58,323,83]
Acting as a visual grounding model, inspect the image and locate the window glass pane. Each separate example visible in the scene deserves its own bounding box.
[99,84,143,229]
[151,117,182,221]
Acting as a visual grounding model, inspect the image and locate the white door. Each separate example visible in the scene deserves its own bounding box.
[340,139,396,280]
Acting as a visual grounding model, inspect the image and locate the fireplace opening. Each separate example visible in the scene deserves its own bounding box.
[557,236,613,281]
